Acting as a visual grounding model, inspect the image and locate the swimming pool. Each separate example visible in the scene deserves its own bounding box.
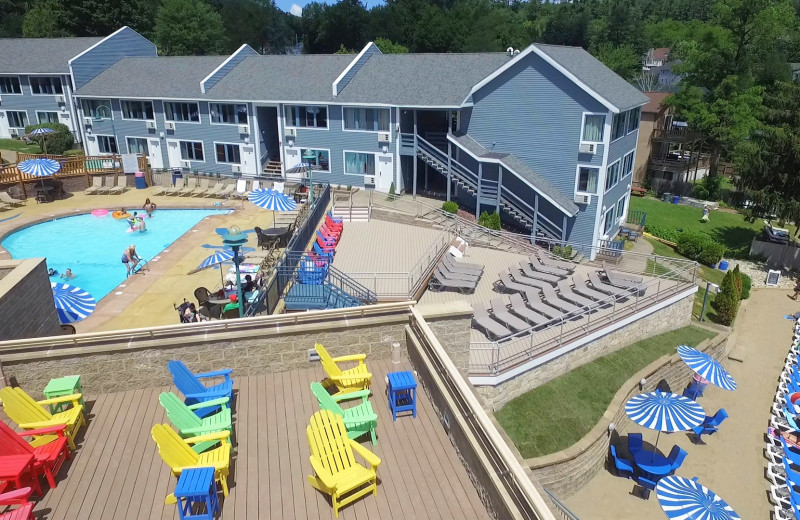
[2,209,229,301]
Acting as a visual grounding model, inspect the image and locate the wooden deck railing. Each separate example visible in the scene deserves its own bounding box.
[0,154,148,187]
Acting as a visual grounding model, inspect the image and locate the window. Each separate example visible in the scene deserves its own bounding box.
[0,76,21,94]
[81,99,112,119]
[616,196,627,223]
[121,100,154,120]
[209,103,248,125]
[7,111,28,128]
[215,143,240,164]
[299,149,330,172]
[611,113,626,140]
[343,107,390,132]
[603,207,615,235]
[344,151,375,175]
[37,112,59,124]
[576,166,599,194]
[582,114,604,142]
[180,141,204,161]
[29,76,62,95]
[627,107,641,133]
[284,105,327,128]
[622,151,634,178]
[164,102,200,123]
[97,135,118,154]
[127,137,149,156]
[605,160,620,191]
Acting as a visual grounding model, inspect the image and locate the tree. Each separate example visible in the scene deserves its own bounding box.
[374,37,408,54]
[591,43,641,81]
[22,0,71,37]
[66,0,159,37]
[23,122,74,155]
[153,0,225,55]
[219,0,291,54]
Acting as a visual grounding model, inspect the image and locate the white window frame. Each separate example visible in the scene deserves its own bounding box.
[343,150,377,177]
[81,99,113,120]
[604,159,621,193]
[611,112,627,142]
[120,100,155,121]
[95,134,118,155]
[209,103,248,126]
[6,110,29,129]
[163,101,201,124]
[603,206,615,236]
[36,111,59,125]
[213,141,242,165]
[283,105,328,130]
[341,106,391,133]
[125,136,150,155]
[0,76,22,95]
[616,195,627,224]
[179,140,205,161]
[626,107,641,134]
[621,150,635,179]
[299,147,331,172]
[580,112,606,144]
[574,164,600,196]
[28,75,63,96]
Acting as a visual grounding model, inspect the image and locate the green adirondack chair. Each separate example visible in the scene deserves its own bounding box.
[158,392,232,443]
[310,382,378,446]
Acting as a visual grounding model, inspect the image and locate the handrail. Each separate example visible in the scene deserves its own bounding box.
[326,263,378,304]
[409,307,557,520]
[542,489,581,520]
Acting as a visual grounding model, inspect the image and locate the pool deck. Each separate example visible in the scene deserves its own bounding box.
[8,358,491,520]
[0,188,278,332]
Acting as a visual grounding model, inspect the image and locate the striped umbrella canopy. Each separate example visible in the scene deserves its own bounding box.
[197,249,238,286]
[677,345,737,392]
[17,158,61,177]
[626,390,706,433]
[285,162,311,174]
[656,476,740,520]
[27,127,54,136]
[248,188,297,212]
[51,282,96,323]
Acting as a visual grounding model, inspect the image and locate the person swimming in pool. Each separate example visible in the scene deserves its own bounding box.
[122,244,141,276]
[60,268,75,280]
[127,211,147,232]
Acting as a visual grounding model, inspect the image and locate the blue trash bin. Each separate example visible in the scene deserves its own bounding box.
[172,170,182,186]
[718,260,729,271]
[134,171,147,189]
[672,195,680,204]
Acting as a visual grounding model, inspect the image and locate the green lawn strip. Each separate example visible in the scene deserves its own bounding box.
[0,140,42,154]
[495,326,717,458]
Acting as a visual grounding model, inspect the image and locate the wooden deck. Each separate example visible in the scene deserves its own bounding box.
[8,359,489,520]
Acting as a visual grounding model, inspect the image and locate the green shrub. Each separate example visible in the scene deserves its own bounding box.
[478,210,501,230]
[740,271,751,299]
[731,265,743,297]
[644,224,680,244]
[693,184,709,200]
[553,245,573,259]
[64,149,84,156]
[713,290,737,325]
[23,122,73,155]
[442,201,459,214]
[726,244,750,259]
[698,242,726,266]
[388,182,395,197]
[676,232,708,260]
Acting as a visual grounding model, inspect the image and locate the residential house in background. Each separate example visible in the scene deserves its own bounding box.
[642,48,669,70]
[633,92,670,186]
[0,27,156,142]
[791,63,800,81]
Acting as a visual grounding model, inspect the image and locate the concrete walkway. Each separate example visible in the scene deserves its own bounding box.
[564,287,793,518]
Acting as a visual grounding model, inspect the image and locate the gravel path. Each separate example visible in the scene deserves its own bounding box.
[720,258,798,289]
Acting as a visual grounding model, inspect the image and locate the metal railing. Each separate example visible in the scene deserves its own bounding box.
[651,127,702,142]
[542,489,581,520]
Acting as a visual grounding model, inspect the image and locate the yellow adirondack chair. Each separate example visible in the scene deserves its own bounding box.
[315,343,372,395]
[150,423,231,504]
[307,410,381,517]
[0,386,85,450]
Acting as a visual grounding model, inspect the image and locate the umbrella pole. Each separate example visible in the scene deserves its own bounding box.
[652,430,662,462]
[220,264,226,289]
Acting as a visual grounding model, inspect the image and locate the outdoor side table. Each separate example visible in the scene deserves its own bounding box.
[175,467,220,520]
[43,375,84,414]
[387,371,417,421]
[0,453,41,497]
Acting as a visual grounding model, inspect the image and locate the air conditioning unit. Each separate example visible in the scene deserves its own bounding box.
[231,164,242,173]
[365,176,375,185]
[285,127,296,138]
[9,128,19,137]
[378,132,390,143]
[145,121,157,130]
[83,117,93,126]
[238,125,249,135]
[55,95,65,104]
[165,121,176,131]
[180,160,191,169]
[573,193,591,205]
[579,143,596,154]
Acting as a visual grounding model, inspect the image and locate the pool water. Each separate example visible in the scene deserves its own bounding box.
[2,209,229,301]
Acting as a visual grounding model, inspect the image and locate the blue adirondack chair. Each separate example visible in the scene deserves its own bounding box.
[610,445,634,479]
[628,433,643,454]
[692,409,728,440]
[167,360,234,418]
[313,241,334,261]
[666,445,688,473]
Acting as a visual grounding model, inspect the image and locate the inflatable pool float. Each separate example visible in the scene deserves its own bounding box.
[112,210,131,219]
[91,209,109,217]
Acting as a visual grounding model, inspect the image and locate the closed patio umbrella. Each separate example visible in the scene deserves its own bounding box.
[656,475,740,519]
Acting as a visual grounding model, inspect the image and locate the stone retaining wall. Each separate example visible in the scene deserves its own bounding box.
[0,258,61,341]
[527,331,729,497]
[475,293,695,410]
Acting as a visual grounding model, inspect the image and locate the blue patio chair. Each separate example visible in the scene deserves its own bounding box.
[682,380,705,400]
[313,241,334,261]
[636,475,658,499]
[666,445,688,473]
[628,433,643,454]
[692,409,728,440]
[167,360,234,418]
[610,445,634,479]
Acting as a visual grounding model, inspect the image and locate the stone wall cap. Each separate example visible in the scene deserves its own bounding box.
[417,300,473,319]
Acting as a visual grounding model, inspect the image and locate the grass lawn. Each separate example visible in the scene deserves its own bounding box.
[495,325,717,459]
[0,139,42,154]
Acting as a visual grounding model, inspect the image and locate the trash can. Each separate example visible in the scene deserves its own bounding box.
[662,192,672,202]
[134,171,147,189]
[672,195,680,204]
[171,169,182,186]
[718,260,729,271]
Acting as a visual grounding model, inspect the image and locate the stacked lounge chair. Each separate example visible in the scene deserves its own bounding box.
[528,254,568,277]
[602,261,646,295]
[572,274,611,301]
[536,250,576,272]
[428,253,484,294]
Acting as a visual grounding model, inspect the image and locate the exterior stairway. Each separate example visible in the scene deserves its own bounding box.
[263,160,282,176]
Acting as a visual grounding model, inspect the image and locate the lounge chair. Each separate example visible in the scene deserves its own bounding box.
[0,191,25,206]
[429,267,477,294]
[471,302,513,340]
[217,183,236,198]
[537,250,575,272]
[523,289,563,319]
[509,268,552,291]
[164,176,184,196]
[250,180,261,193]
[539,282,582,314]
[528,254,568,277]
[443,254,484,275]
[178,177,198,196]
[96,175,115,194]
[0,202,10,211]
[519,261,561,284]
[588,271,627,296]
[107,175,128,194]
[572,274,610,301]
[191,177,211,196]
[506,293,548,326]
[204,181,225,197]
[487,298,529,331]
[495,270,534,294]
[232,179,249,199]
[273,181,284,193]
[152,173,173,196]
[556,279,595,308]
[84,175,103,195]
[440,261,480,283]
[602,261,643,285]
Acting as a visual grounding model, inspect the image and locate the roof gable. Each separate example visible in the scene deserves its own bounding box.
[0,37,102,74]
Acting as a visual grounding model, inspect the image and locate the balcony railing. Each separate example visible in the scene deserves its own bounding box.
[648,155,699,172]
[651,128,701,142]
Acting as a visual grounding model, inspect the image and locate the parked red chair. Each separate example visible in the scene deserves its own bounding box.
[0,420,70,490]
[0,487,35,520]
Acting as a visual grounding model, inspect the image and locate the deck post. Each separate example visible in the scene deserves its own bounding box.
[561,215,567,242]
[424,162,429,192]
[476,162,483,218]
[496,165,502,214]
[446,141,452,202]
[533,194,539,237]
[413,110,418,199]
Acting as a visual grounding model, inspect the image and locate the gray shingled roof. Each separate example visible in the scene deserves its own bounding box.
[450,133,579,216]
[534,44,649,112]
[73,56,227,98]
[0,37,102,73]
[335,53,510,106]
[207,54,355,102]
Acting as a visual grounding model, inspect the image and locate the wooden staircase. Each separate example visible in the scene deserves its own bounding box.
[263,160,282,176]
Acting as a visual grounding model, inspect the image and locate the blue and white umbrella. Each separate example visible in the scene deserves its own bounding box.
[197,249,240,286]
[17,158,61,178]
[249,188,297,212]
[656,476,740,520]
[51,282,96,323]
[27,127,54,136]
[677,345,737,392]
[626,390,706,456]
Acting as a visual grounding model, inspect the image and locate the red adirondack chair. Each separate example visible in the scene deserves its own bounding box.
[0,486,35,520]
[0,420,70,490]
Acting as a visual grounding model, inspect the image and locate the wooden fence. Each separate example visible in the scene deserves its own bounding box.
[0,154,149,189]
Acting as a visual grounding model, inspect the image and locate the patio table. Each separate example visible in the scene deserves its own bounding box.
[633,450,672,478]
[0,453,41,496]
